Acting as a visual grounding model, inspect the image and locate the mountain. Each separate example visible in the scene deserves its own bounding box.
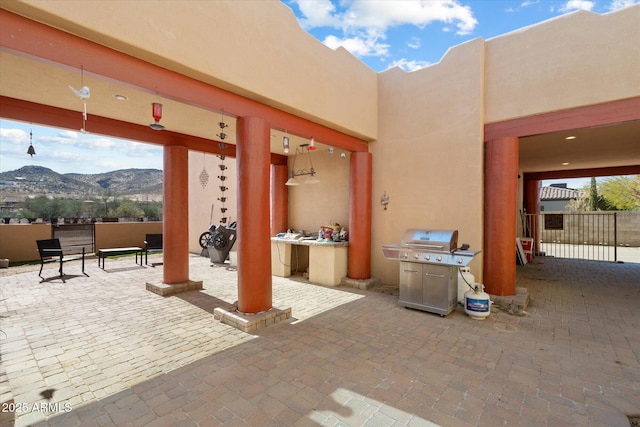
[0,166,163,201]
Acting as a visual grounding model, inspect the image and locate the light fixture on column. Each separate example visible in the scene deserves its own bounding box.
[309,137,317,151]
[150,102,165,130]
[27,128,35,157]
[285,143,319,186]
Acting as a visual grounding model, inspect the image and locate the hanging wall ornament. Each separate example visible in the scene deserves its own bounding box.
[69,65,90,132]
[199,152,209,189]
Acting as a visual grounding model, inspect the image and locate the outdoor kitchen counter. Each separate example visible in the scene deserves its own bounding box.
[271,238,348,286]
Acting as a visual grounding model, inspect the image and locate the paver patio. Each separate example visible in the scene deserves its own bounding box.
[0,254,638,426]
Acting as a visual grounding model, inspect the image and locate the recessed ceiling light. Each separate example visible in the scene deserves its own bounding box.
[562,162,570,166]
[565,135,576,140]
[113,94,127,101]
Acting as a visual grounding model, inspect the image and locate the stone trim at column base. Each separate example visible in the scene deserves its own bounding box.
[146,280,203,296]
[213,306,292,333]
[341,276,380,290]
[490,287,530,315]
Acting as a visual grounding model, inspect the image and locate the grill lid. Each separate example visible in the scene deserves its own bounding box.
[401,229,458,251]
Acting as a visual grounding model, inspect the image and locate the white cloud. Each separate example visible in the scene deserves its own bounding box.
[292,0,478,58]
[559,0,595,12]
[0,128,28,145]
[323,30,390,57]
[607,0,639,10]
[386,58,431,72]
[408,37,421,49]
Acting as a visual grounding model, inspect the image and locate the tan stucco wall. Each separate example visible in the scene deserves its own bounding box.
[188,151,238,255]
[287,148,351,233]
[373,39,486,286]
[94,222,162,251]
[485,6,640,123]
[3,0,378,140]
[0,223,51,262]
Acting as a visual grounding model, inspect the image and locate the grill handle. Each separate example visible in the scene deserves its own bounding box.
[405,242,446,250]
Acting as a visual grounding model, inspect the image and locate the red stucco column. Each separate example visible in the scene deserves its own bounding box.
[524,179,541,255]
[484,137,518,296]
[236,116,272,314]
[348,151,372,280]
[270,164,288,236]
[163,145,189,284]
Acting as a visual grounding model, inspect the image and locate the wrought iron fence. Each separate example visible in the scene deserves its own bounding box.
[52,223,95,255]
[525,212,618,262]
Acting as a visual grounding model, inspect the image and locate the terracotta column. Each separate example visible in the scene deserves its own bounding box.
[163,144,190,284]
[524,178,541,255]
[270,164,289,236]
[236,116,272,314]
[484,137,518,296]
[348,151,372,280]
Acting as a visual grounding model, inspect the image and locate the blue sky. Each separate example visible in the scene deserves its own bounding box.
[1,0,637,187]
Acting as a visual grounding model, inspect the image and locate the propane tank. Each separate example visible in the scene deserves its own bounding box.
[464,284,491,320]
[457,267,475,304]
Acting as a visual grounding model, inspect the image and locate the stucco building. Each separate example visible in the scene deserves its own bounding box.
[0,1,639,313]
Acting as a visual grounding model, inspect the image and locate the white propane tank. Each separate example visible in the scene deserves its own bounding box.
[464,284,491,320]
[457,267,475,304]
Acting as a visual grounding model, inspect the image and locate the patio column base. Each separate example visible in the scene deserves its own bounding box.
[341,276,380,290]
[489,287,530,315]
[213,306,292,333]
[146,280,203,296]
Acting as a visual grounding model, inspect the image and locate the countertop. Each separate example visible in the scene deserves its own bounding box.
[271,237,349,247]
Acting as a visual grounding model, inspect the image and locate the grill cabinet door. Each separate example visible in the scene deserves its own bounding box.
[399,261,422,305]
[422,264,449,310]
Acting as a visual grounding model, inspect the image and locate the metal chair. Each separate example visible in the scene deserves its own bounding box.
[36,238,87,282]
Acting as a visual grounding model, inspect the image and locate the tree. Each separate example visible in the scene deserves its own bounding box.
[599,175,640,211]
[114,199,144,218]
[589,177,598,211]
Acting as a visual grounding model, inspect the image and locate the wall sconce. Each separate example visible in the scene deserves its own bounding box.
[380,191,389,210]
[150,102,164,130]
[286,143,320,186]
[283,136,290,154]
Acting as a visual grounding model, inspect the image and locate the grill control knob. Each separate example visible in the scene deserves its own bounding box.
[457,258,463,264]
[437,256,442,262]
[402,253,408,259]
[414,254,419,260]
[425,255,430,261]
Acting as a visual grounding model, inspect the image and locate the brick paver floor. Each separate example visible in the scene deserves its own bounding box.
[1,254,638,426]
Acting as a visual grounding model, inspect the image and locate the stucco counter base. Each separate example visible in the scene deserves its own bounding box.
[271,238,348,286]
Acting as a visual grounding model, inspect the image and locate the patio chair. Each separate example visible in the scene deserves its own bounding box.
[36,238,87,282]
[144,233,163,265]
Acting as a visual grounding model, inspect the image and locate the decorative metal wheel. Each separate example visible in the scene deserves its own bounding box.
[199,231,213,248]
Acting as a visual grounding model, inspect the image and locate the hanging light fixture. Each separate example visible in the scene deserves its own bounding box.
[27,128,35,157]
[283,134,290,154]
[150,102,165,130]
[285,143,319,186]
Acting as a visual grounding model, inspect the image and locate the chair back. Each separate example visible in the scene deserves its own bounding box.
[37,238,63,258]
[145,234,163,249]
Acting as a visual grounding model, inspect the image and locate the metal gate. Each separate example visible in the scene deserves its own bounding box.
[52,223,95,255]
[525,213,618,262]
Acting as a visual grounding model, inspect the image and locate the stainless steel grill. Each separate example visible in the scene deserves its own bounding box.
[382,229,480,316]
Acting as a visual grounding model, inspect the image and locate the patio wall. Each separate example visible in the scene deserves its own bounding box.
[0,222,163,264]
